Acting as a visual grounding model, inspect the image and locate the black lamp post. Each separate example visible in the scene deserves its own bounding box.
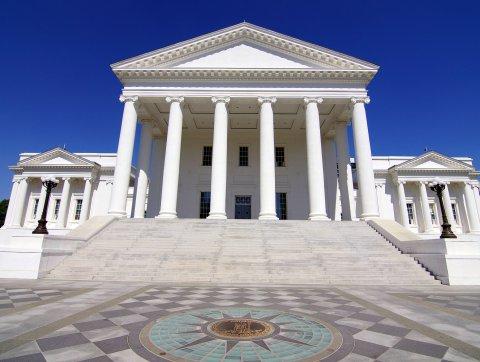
[32,176,59,235]
[428,178,457,239]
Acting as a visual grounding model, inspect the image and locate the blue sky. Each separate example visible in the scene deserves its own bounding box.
[0,0,478,198]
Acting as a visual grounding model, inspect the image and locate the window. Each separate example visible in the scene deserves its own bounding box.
[199,192,211,219]
[53,199,61,220]
[451,203,458,223]
[32,198,40,219]
[429,203,437,224]
[275,147,285,167]
[239,146,249,166]
[406,203,415,225]
[74,199,83,221]
[276,192,287,220]
[202,146,212,166]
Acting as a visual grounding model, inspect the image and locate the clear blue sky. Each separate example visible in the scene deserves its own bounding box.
[0,0,478,199]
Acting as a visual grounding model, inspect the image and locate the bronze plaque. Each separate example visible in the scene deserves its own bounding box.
[209,318,274,339]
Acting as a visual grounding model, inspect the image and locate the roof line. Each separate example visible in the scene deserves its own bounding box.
[110,22,379,70]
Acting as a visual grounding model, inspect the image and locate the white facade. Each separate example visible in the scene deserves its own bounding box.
[1,149,134,236]
[1,23,479,239]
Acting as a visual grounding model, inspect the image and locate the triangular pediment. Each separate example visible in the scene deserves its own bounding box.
[17,148,96,168]
[111,23,378,73]
[171,42,315,69]
[392,151,474,172]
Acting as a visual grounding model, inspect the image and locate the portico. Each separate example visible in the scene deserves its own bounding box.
[107,23,381,221]
[108,95,378,221]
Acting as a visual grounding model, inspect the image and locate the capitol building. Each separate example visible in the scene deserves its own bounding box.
[1,23,479,285]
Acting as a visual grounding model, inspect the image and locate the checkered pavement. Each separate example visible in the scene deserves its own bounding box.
[403,292,480,317]
[0,287,476,361]
[0,288,67,311]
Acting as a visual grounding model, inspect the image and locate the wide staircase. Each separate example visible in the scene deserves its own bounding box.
[46,219,438,285]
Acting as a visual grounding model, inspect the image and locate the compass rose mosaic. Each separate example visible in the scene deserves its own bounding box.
[137,307,345,361]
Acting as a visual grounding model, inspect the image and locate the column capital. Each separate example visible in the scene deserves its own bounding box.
[351,96,371,105]
[62,177,71,181]
[83,177,92,182]
[396,180,406,185]
[166,96,184,104]
[375,182,385,189]
[304,97,323,105]
[119,95,139,103]
[211,96,230,104]
[258,96,277,104]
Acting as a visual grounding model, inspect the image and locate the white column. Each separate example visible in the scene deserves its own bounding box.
[56,177,72,228]
[158,97,184,219]
[375,183,385,218]
[132,122,153,218]
[396,181,409,227]
[351,97,379,219]
[323,136,338,220]
[304,98,329,221]
[335,121,355,220]
[473,185,480,221]
[108,95,138,216]
[79,177,93,223]
[106,181,114,212]
[208,96,230,219]
[36,184,47,220]
[419,181,434,233]
[463,182,480,233]
[11,177,29,227]
[4,179,20,226]
[146,136,165,218]
[258,97,278,220]
[442,183,455,226]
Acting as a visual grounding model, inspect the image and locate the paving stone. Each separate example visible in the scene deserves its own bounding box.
[394,338,449,358]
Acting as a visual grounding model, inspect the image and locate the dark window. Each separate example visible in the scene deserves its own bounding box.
[451,203,458,223]
[202,146,212,166]
[32,198,39,219]
[276,192,287,220]
[239,146,249,166]
[406,203,415,225]
[74,199,83,221]
[275,147,285,167]
[53,199,61,220]
[199,192,211,219]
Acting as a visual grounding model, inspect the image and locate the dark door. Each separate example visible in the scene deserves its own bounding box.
[235,195,251,219]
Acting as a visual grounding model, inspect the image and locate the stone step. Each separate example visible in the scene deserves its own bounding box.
[45,219,439,285]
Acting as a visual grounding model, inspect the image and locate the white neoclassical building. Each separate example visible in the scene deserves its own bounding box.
[1,23,480,239]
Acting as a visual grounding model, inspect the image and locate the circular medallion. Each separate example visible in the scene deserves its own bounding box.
[208,318,275,340]
[135,307,349,361]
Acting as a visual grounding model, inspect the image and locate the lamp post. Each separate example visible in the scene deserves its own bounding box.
[32,176,59,235]
[428,178,457,239]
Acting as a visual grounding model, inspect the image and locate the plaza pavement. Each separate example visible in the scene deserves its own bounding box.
[0,279,479,361]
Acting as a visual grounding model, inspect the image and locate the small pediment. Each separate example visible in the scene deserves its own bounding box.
[18,148,96,168]
[392,151,473,172]
[112,23,378,73]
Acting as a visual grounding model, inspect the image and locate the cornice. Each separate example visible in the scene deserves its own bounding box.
[113,69,376,83]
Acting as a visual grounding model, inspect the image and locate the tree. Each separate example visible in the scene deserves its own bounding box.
[0,199,9,227]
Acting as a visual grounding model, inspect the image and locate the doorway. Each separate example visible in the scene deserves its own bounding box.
[235,195,251,219]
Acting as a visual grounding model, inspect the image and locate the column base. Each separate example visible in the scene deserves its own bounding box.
[308,213,330,221]
[359,213,380,220]
[108,210,127,218]
[207,212,227,220]
[156,212,177,219]
[259,213,279,221]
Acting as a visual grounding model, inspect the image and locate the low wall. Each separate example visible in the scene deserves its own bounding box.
[368,219,480,285]
[0,216,117,279]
